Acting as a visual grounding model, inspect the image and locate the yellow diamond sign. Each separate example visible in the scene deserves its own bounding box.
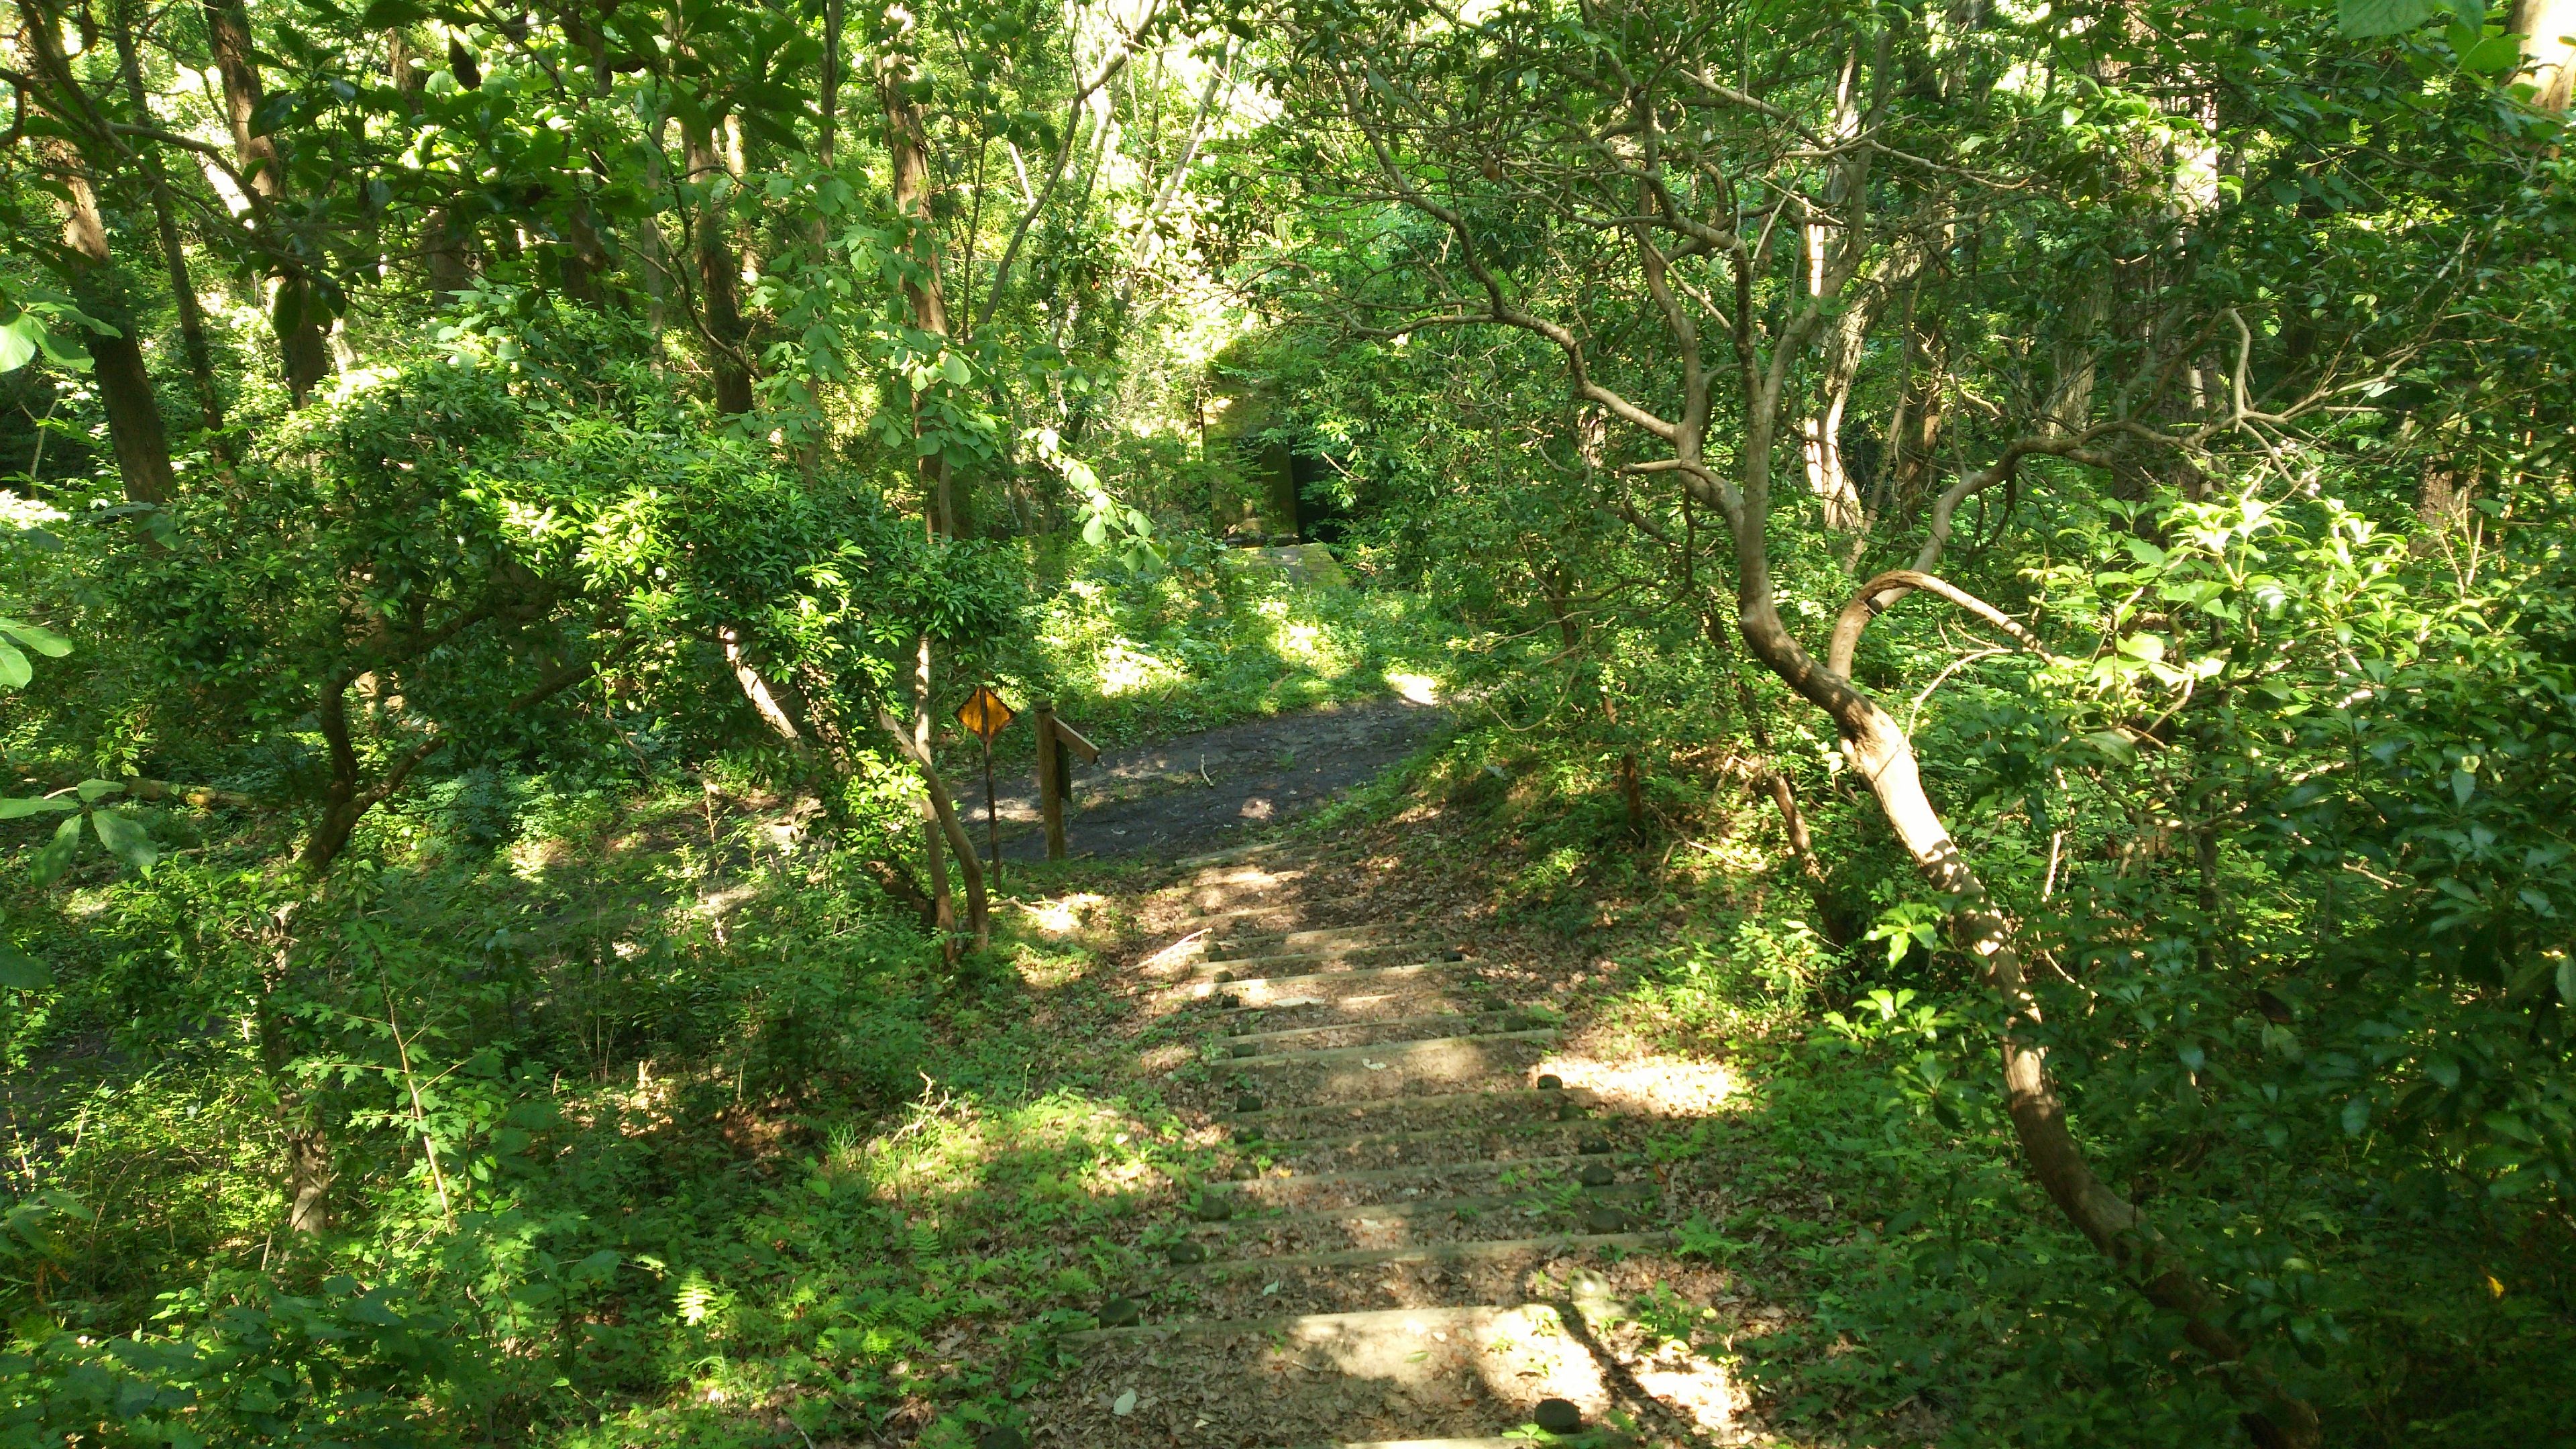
[956,685,1015,743]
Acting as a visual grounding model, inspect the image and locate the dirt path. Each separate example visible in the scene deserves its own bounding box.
[1004,841,1748,1448]
[973,698,1447,863]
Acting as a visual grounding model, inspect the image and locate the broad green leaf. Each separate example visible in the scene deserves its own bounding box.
[73,779,121,803]
[0,942,48,990]
[0,641,26,690]
[89,811,156,877]
[0,617,72,657]
[941,353,970,386]
[0,315,38,373]
[2339,0,2434,36]
[2341,1095,2371,1136]
[0,796,77,819]
[30,814,80,885]
[2557,957,2575,1005]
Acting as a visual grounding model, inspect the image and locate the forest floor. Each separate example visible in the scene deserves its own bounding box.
[975,696,1448,863]
[943,790,1876,1449]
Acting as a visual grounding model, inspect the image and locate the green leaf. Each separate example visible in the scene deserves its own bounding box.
[2452,769,2476,805]
[0,641,28,690]
[73,779,121,804]
[2557,957,2575,1006]
[0,942,49,990]
[0,315,39,374]
[0,618,72,657]
[30,814,80,885]
[941,353,970,386]
[2342,1095,2371,1136]
[0,796,77,819]
[2339,0,2434,36]
[89,811,155,877]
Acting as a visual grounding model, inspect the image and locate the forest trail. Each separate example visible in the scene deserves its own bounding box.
[984,697,1446,863]
[1016,841,1741,1448]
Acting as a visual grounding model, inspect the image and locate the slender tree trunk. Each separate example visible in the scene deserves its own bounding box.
[682,117,755,415]
[54,172,176,506]
[878,21,959,531]
[110,0,224,443]
[201,0,330,402]
[17,1,176,506]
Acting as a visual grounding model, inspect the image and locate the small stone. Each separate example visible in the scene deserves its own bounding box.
[1230,1042,1257,1058]
[1228,1162,1257,1180]
[1219,993,1242,1009]
[1097,1297,1140,1328]
[1554,1100,1584,1122]
[977,1430,1026,1449]
[1584,1205,1629,1233]
[1233,1127,1263,1145]
[1167,1242,1208,1265]
[1193,1195,1234,1222]
[1235,1093,1265,1114]
[1228,1019,1250,1035]
[1214,971,1234,984]
[1578,1136,1612,1155]
[1577,1163,1617,1187]
[1536,1074,1564,1091]
[1533,1397,1583,1434]
[1443,950,1466,962]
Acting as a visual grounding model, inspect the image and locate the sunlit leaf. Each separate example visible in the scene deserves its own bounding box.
[30,814,80,886]
[89,811,156,877]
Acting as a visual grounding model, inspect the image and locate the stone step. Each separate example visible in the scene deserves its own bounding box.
[1209,1152,1646,1212]
[1208,921,1433,954]
[1053,1301,1620,1446]
[1216,1008,1557,1052]
[1230,1085,1595,1129]
[1198,940,1463,975]
[1186,1230,1669,1277]
[1199,1181,1655,1236]
[1226,1114,1605,1163]
[1169,900,1358,929]
[1166,959,1470,1004]
[1334,1440,1537,1448]
[1216,1028,1556,1071]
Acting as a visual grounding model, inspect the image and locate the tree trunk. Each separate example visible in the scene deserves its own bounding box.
[17,0,176,506]
[201,0,330,401]
[878,22,959,531]
[55,178,176,507]
[2512,0,2576,109]
[1770,555,2319,1446]
[1801,299,1871,533]
[682,117,755,415]
[111,0,225,443]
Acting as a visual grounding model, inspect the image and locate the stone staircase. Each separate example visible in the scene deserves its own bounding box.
[1024,844,1707,1448]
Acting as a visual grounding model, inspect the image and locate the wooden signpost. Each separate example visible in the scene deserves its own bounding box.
[955,686,1014,884]
[1032,702,1099,861]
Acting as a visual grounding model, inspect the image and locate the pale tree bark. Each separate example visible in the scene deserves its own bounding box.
[2512,0,2576,110]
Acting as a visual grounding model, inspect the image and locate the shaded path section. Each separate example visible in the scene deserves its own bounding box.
[979,697,1446,861]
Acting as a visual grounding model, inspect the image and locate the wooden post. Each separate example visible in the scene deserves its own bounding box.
[1035,702,1066,861]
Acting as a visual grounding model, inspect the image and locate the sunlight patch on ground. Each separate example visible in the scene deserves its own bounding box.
[1138,1042,1197,1075]
[1387,670,1442,704]
[1014,892,1109,942]
[1533,1053,1736,1118]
